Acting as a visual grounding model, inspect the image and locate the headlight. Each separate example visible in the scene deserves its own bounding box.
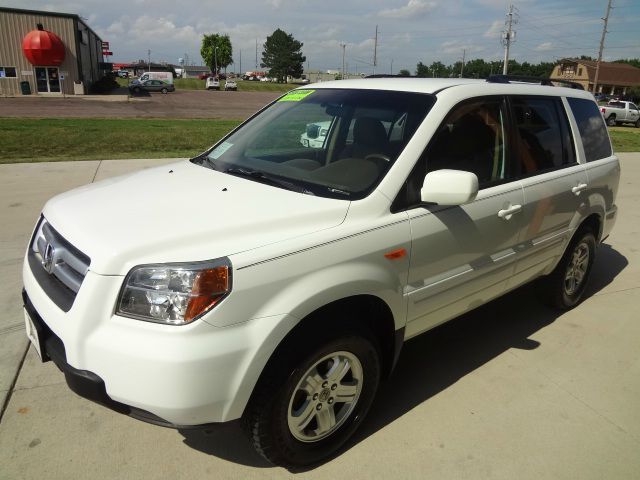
[116,258,231,325]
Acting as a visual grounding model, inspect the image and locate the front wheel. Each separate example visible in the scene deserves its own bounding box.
[539,229,596,310]
[244,334,380,467]
[635,118,640,128]
[607,115,616,127]
[161,88,168,94]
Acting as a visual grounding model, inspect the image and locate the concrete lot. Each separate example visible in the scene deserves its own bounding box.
[0,90,280,119]
[0,155,639,479]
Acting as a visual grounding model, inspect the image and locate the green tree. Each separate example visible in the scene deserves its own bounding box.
[201,34,233,74]
[398,69,411,76]
[415,61,429,77]
[613,58,640,69]
[261,29,306,83]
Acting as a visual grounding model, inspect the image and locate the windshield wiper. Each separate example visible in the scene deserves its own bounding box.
[224,167,314,195]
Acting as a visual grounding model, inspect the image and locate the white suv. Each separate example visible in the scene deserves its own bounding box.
[205,77,220,90]
[23,77,619,467]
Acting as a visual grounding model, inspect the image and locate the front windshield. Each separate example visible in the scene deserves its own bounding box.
[196,88,435,199]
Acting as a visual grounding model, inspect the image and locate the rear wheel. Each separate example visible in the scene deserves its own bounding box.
[244,333,380,467]
[539,229,596,310]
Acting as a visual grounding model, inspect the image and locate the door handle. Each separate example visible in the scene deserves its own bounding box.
[497,204,522,220]
[571,183,588,195]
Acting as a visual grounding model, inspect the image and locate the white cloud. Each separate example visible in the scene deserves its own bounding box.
[440,40,485,55]
[534,42,554,52]
[483,19,503,38]
[378,0,437,19]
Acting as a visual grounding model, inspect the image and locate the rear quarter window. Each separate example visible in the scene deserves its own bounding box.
[567,97,612,162]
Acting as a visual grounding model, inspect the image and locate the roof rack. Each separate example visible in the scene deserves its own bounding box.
[486,74,584,90]
[365,74,413,78]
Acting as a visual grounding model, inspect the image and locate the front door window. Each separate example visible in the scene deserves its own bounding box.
[35,67,61,93]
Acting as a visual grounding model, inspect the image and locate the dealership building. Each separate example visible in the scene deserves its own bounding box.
[0,7,109,96]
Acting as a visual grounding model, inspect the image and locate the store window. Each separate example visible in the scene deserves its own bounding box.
[0,67,17,78]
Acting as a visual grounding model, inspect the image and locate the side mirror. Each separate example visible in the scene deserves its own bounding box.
[420,169,479,206]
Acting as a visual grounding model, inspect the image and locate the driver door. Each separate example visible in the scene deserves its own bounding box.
[402,96,525,337]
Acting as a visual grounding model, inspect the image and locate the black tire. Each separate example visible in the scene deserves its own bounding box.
[161,87,168,94]
[607,114,616,127]
[244,333,380,468]
[635,118,640,128]
[539,228,597,310]
[133,87,141,94]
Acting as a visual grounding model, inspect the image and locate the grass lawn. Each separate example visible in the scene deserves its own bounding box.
[0,118,241,163]
[1,118,637,164]
[609,126,640,152]
[116,77,296,92]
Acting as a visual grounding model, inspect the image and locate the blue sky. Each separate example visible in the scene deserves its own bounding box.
[6,0,640,74]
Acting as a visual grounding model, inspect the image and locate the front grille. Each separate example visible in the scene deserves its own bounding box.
[28,216,91,312]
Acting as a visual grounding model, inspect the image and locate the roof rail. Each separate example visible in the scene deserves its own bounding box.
[365,74,412,78]
[486,74,584,90]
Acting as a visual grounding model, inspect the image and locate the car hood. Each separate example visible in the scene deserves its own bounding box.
[42,161,350,275]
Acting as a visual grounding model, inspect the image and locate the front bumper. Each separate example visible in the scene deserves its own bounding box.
[23,258,294,426]
[23,290,211,428]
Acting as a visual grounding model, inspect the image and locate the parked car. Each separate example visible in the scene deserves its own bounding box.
[128,79,175,94]
[23,77,619,468]
[116,70,129,78]
[224,79,237,91]
[600,100,640,127]
[206,77,220,90]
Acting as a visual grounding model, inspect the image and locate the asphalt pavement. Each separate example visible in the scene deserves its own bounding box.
[0,90,280,119]
[0,155,639,479]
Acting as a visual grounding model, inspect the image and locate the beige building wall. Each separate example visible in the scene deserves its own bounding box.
[0,11,79,96]
[550,64,590,90]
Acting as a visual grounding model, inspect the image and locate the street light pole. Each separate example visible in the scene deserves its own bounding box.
[214,47,218,75]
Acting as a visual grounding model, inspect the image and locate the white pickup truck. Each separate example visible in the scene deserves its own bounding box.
[600,100,640,127]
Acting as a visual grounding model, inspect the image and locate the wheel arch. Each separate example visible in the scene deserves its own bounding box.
[239,294,401,419]
[580,212,602,241]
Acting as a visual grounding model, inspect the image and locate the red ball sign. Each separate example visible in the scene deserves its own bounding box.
[22,27,66,66]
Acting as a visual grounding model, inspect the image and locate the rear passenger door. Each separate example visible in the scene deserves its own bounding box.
[508,96,588,287]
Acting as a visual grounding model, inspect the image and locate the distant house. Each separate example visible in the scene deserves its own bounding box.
[183,66,211,78]
[550,58,640,95]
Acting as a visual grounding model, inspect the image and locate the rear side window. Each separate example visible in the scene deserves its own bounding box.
[511,97,575,176]
[567,97,612,162]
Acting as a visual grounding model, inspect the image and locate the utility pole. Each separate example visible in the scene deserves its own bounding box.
[255,38,258,70]
[373,25,378,75]
[239,50,242,76]
[147,49,151,72]
[340,43,346,79]
[390,59,393,75]
[502,4,517,75]
[593,0,613,94]
[460,49,466,77]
